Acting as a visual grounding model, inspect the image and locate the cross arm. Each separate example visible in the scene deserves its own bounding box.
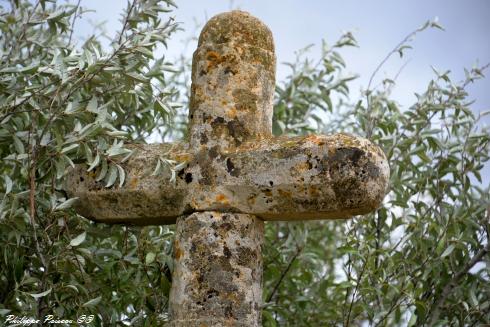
[66,133,389,225]
[189,133,390,220]
[65,142,192,225]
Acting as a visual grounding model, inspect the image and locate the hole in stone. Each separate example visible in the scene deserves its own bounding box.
[190,114,194,119]
[223,246,231,258]
[79,176,84,182]
[224,67,235,75]
[185,173,193,183]
[269,181,273,186]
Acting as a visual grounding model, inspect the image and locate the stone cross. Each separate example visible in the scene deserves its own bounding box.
[66,11,389,327]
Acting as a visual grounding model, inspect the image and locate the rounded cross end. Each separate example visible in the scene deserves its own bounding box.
[198,10,274,52]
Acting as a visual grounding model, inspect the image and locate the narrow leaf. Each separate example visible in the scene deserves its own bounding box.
[70,232,86,247]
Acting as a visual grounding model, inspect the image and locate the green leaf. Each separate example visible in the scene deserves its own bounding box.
[96,159,108,182]
[13,135,25,154]
[70,232,86,247]
[105,165,117,187]
[107,146,131,157]
[87,97,98,113]
[82,296,102,308]
[87,153,100,172]
[151,158,162,176]
[55,197,79,211]
[145,252,156,265]
[116,164,125,188]
[4,175,13,194]
[125,72,149,83]
[61,143,79,154]
[29,288,52,299]
[441,244,455,258]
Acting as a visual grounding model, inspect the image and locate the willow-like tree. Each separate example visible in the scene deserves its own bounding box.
[0,1,489,326]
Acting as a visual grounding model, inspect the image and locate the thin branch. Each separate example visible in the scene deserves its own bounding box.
[365,21,437,139]
[67,0,82,46]
[428,242,490,325]
[265,245,303,303]
[117,0,137,45]
[345,258,368,327]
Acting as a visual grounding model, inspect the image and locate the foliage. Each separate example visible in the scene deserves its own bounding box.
[0,0,181,324]
[262,22,490,327]
[1,1,489,326]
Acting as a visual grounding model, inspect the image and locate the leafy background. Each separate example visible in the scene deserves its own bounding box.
[0,1,489,326]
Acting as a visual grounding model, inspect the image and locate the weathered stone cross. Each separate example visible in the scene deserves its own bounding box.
[67,11,389,327]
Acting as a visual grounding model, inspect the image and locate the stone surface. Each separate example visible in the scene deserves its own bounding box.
[65,10,390,327]
[189,11,275,151]
[66,133,389,225]
[168,212,263,327]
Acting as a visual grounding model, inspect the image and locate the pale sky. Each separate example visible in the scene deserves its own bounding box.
[77,0,490,113]
[76,0,490,182]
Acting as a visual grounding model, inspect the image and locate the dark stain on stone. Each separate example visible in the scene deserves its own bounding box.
[207,289,219,298]
[200,132,208,145]
[208,145,219,159]
[227,119,249,146]
[213,116,225,124]
[223,246,231,258]
[224,66,236,75]
[232,88,258,113]
[185,173,193,184]
[236,246,256,266]
[221,222,233,232]
[325,147,381,209]
[226,158,241,177]
[332,147,365,166]
[194,151,214,185]
[225,304,233,318]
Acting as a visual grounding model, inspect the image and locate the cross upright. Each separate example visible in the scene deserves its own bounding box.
[67,11,389,327]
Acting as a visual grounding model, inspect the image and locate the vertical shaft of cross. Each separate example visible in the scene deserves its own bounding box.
[168,11,276,326]
[169,212,264,326]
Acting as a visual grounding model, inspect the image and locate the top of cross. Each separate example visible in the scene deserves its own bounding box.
[65,11,389,225]
[198,11,274,51]
[188,10,276,151]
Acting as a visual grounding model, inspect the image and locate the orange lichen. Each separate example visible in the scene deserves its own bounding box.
[174,240,183,260]
[206,51,223,70]
[129,177,138,189]
[226,107,238,118]
[295,162,311,172]
[309,185,319,197]
[174,153,192,162]
[278,189,292,198]
[215,194,229,204]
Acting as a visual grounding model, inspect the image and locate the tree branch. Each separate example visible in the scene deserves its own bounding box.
[266,245,303,303]
[67,0,82,46]
[428,242,490,325]
[117,0,137,45]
